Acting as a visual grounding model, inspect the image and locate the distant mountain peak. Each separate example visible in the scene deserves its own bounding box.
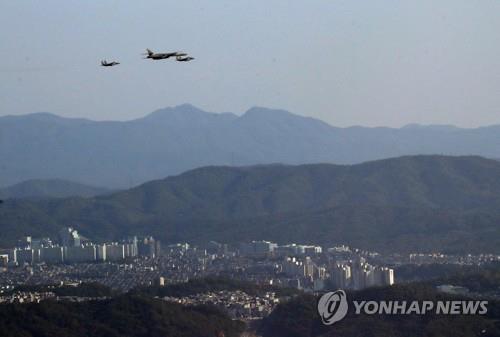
[0,112,92,125]
[401,123,459,131]
[173,103,206,113]
[142,104,238,125]
[26,111,61,118]
[147,104,212,118]
[241,106,307,123]
[243,106,295,117]
[3,111,62,120]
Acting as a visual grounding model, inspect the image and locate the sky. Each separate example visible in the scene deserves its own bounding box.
[0,0,499,127]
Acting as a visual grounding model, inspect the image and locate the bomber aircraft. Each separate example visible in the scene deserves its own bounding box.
[144,49,187,60]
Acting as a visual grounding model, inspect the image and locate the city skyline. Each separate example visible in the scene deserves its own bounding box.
[1,2,499,334]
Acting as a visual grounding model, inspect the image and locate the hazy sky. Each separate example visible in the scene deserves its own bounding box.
[0,0,499,127]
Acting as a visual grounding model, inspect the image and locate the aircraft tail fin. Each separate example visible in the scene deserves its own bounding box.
[146,49,154,56]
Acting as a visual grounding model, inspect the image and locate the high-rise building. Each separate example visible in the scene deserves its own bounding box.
[282,257,305,277]
[17,236,32,249]
[304,257,316,279]
[123,237,138,258]
[0,254,8,267]
[155,240,162,257]
[96,244,106,261]
[239,241,277,256]
[331,264,352,289]
[31,238,53,250]
[39,247,64,264]
[64,245,96,263]
[124,242,138,258]
[0,249,16,266]
[138,237,157,258]
[315,266,327,280]
[378,267,395,286]
[16,249,35,265]
[105,244,125,261]
[254,241,278,254]
[304,245,323,255]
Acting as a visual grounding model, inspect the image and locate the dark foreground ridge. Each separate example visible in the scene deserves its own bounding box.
[2,279,499,337]
[260,284,500,337]
[0,294,245,337]
[1,155,500,252]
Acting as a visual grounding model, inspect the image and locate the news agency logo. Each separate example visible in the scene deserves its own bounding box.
[317,290,489,326]
[317,290,349,325]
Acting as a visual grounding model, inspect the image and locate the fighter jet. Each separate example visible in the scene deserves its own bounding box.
[176,56,195,62]
[101,60,120,67]
[144,49,187,60]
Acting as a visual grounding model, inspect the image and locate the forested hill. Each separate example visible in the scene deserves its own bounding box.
[1,155,500,253]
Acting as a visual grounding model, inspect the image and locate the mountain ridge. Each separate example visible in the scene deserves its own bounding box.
[0,179,111,199]
[1,155,500,253]
[4,105,500,130]
[2,104,500,188]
